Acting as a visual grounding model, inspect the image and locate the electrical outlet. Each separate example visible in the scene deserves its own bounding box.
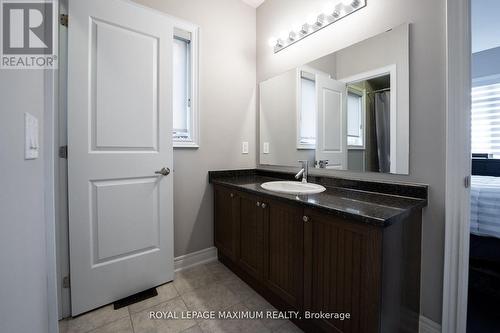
[242,141,249,154]
[263,142,270,154]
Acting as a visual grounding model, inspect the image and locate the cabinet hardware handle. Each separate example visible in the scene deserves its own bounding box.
[230,193,234,198]
[261,203,267,209]
[256,201,261,207]
[303,216,310,222]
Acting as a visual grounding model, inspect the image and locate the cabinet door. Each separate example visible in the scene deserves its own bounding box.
[214,186,239,260]
[263,199,304,309]
[236,193,264,279]
[304,209,382,333]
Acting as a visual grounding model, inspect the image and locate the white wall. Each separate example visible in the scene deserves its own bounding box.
[133,0,257,257]
[257,0,446,324]
[0,71,50,332]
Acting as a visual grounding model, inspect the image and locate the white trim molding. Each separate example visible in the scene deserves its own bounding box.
[442,0,471,332]
[420,315,442,333]
[174,247,218,272]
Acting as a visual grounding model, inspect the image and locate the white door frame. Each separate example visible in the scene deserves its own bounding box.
[442,0,471,332]
[340,65,398,174]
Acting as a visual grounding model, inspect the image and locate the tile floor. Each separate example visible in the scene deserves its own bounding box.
[59,261,304,333]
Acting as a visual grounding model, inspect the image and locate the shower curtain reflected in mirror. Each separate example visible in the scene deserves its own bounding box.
[373,91,391,173]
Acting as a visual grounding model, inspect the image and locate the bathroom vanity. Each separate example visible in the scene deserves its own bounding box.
[209,169,427,333]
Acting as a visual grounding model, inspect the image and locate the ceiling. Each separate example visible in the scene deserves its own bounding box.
[240,0,266,8]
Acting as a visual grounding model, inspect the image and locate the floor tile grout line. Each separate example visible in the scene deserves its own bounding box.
[66,308,130,333]
[65,261,285,333]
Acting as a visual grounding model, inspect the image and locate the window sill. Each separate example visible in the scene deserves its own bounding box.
[174,141,199,149]
[348,145,365,150]
[297,144,315,150]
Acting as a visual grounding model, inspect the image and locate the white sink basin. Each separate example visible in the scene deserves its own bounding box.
[261,181,326,195]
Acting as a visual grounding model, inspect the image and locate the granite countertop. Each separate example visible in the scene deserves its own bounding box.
[209,170,427,227]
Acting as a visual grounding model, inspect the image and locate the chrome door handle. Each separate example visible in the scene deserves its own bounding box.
[155,167,170,176]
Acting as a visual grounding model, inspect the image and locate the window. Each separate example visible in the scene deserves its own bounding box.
[173,26,199,148]
[471,83,500,158]
[347,88,365,148]
[299,73,316,148]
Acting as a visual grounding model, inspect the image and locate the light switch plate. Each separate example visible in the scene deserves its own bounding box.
[25,112,39,160]
[242,141,249,154]
[263,142,269,154]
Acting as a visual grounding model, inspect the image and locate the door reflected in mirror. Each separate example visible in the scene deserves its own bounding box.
[259,23,409,175]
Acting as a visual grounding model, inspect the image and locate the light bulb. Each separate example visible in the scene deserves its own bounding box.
[279,30,288,41]
[268,37,277,47]
[316,13,327,26]
[300,23,310,34]
[341,0,360,7]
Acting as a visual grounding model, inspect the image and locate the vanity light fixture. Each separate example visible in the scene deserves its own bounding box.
[270,0,367,53]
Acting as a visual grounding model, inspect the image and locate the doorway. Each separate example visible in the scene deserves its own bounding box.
[466,0,500,331]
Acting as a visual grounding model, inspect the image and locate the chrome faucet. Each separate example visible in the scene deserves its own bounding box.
[295,160,309,183]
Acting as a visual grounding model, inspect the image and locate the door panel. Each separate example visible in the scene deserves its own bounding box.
[304,209,381,333]
[68,0,173,315]
[237,193,264,279]
[91,178,160,263]
[316,75,347,169]
[214,187,238,260]
[263,200,303,309]
[93,19,159,151]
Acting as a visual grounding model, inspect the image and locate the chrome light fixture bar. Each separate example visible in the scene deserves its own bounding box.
[270,0,367,53]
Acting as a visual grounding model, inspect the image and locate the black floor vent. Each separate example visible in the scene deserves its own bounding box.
[113,287,158,310]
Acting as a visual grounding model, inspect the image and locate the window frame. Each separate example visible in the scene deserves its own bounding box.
[172,21,200,148]
[346,86,366,150]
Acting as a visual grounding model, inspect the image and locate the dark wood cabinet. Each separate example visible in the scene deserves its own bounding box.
[236,192,265,279]
[214,186,238,260]
[264,199,304,309]
[213,184,421,333]
[303,209,381,333]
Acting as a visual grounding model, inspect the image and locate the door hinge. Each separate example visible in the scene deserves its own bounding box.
[60,14,68,27]
[62,276,70,289]
[464,175,471,188]
[59,145,68,159]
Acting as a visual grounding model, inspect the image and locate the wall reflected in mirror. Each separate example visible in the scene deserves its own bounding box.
[259,23,410,175]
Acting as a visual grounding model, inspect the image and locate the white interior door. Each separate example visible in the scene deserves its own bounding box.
[67,0,174,315]
[315,75,348,169]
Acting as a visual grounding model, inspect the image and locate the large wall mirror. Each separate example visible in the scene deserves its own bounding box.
[259,24,410,175]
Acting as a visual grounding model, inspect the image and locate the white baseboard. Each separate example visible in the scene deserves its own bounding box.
[420,315,441,333]
[174,247,218,272]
